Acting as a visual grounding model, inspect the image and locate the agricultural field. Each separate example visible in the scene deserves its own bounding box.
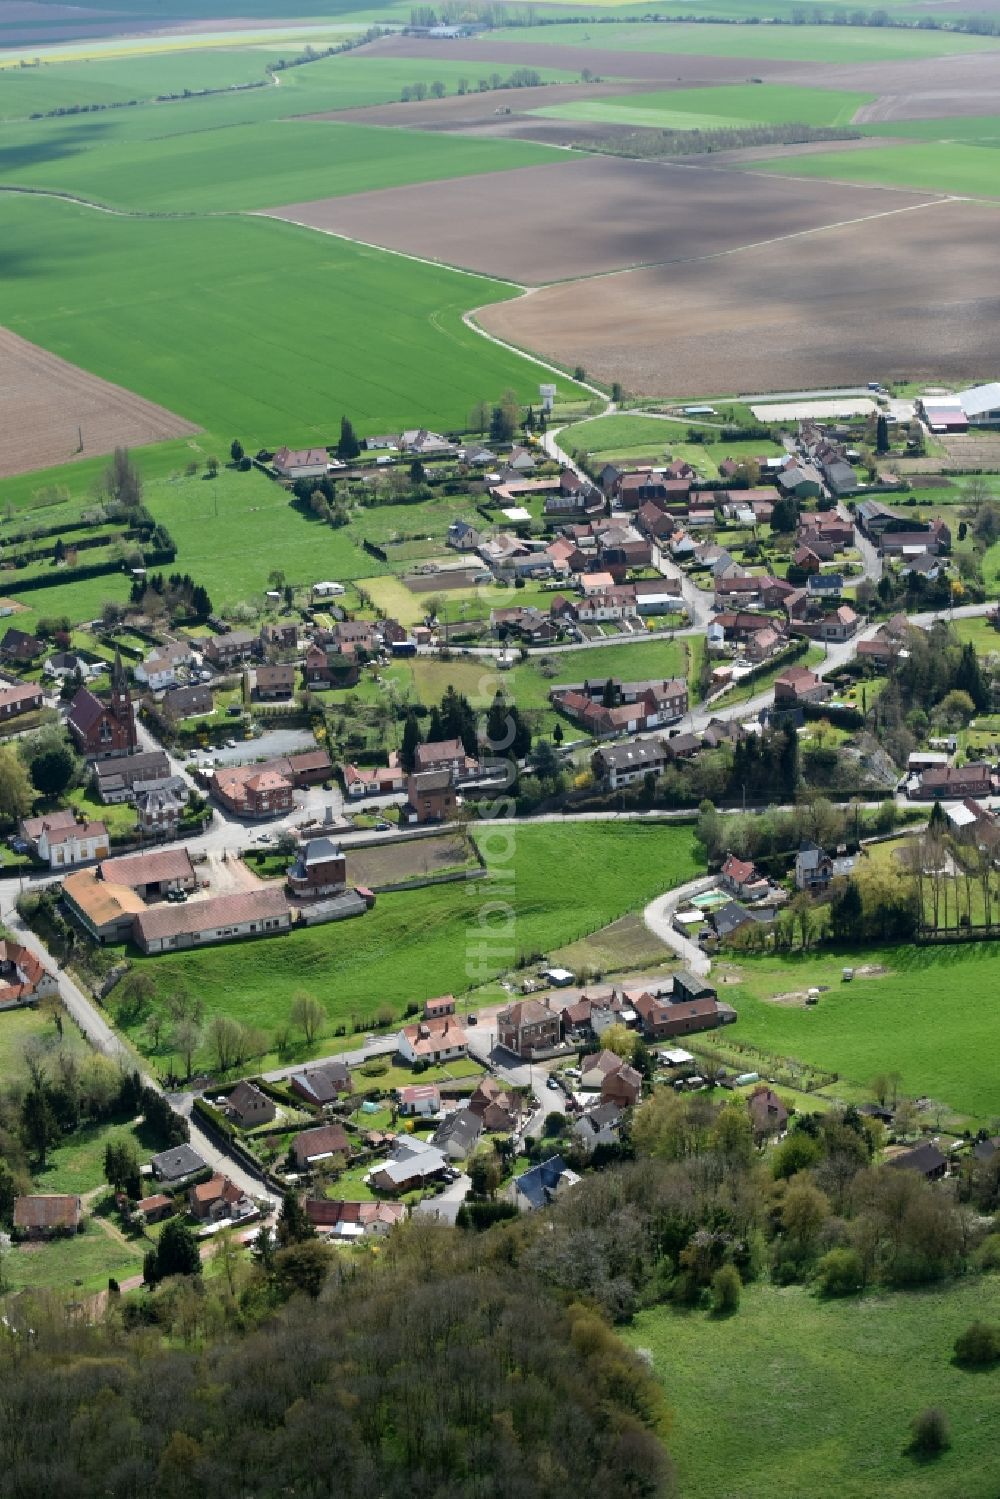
[628,1278,1000,1499]
[0,46,291,117]
[3,195,582,455]
[117,821,699,1070]
[272,155,935,285]
[753,140,1000,197]
[478,198,999,399]
[531,83,873,130]
[723,944,1000,1121]
[1,1218,145,1295]
[563,412,786,470]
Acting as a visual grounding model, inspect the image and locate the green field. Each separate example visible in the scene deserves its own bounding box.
[752,140,1000,196]
[863,116,1000,146]
[534,83,872,130]
[565,413,785,473]
[0,1005,87,1086]
[3,195,581,446]
[495,20,1000,62]
[629,1278,1000,1499]
[1,1217,145,1295]
[726,945,1000,1120]
[122,821,699,1066]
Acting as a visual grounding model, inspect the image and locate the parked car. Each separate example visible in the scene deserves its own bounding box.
[546,1077,559,1091]
[466,1014,478,1026]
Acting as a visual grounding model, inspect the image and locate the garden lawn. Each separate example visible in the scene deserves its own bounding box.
[727,945,1000,1120]
[496,20,1000,61]
[627,1278,1000,1499]
[34,1117,151,1196]
[750,140,1000,197]
[0,1006,86,1085]
[123,820,700,1067]
[534,84,872,130]
[4,195,582,448]
[1,1218,145,1295]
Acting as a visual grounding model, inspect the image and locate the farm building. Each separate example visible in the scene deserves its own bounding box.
[133,887,292,954]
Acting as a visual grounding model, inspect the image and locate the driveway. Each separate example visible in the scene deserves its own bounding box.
[413,1172,470,1224]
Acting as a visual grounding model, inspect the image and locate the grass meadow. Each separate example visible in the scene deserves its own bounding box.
[628,1278,1000,1499]
[122,821,700,1068]
[2,1218,145,1294]
[725,944,1000,1120]
[3,195,581,445]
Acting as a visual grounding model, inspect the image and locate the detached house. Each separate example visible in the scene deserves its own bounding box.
[497,998,560,1059]
[719,854,769,902]
[226,1080,276,1129]
[397,1015,468,1065]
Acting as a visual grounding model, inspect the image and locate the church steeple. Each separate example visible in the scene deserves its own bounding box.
[110,647,138,752]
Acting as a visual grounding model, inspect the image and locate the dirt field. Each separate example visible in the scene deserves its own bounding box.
[307,79,665,129]
[267,157,937,286]
[348,831,475,890]
[477,197,1000,398]
[0,325,200,480]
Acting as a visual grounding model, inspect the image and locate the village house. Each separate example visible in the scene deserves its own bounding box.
[603,1061,642,1109]
[150,1144,207,1185]
[0,941,59,1011]
[44,650,100,684]
[719,854,770,903]
[888,1142,948,1181]
[134,776,188,837]
[135,1193,174,1225]
[497,998,561,1059]
[20,810,109,869]
[292,1122,351,1171]
[369,1137,449,1195]
[507,1155,580,1213]
[305,1198,405,1239]
[188,1174,252,1224]
[0,681,42,722]
[397,1014,469,1065]
[135,642,191,691]
[13,1194,82,1238]
[914,763,994,800]
[98,846,196,898]
[289,1060,352,1107]
[160,683,214,722]
[401,769,456,825]
[273,446,333,480]
[397,1083,441,1118]
[62,869,147,943]
[66,653,138,759]
[773,665,830,708]
[468,1076,520,1132]
[748,1086,788,1140]
[413,739,469,776]
[226,1080,276,1129]
[591,739,668,790]
[794,840,856,891]
[303,645,359,689]
[287,837,347,899]
[134,886,293,954]
[574,1101,623,1154]
[251,663,296,701]
[212,763,294,819]
[432,1107,483,1161]
[203,629,260,670]
[633,971,735,1041]
[94,749,171,803]
[343,760,407,799]
[0,628,41,664]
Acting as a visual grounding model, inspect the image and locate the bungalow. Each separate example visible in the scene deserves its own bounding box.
[343,760,406,799]
[135,1193,174,1225]
[305,1198,405,1238]
[397,1083,441,1118]
[150,1143,207,1185]
[98,846,195,897]
[432,1107,483,1161]
[226,1080,276,1129]
[20,811,108,869]
[289,1060,352,1107]
[161,683,214,722]
[273,446,332,480]
[397,1014,468,1065]
[506,1155,580,1212]
[889,1141,947,1181]
[0,682,42,721]
[748,1086,788,1140]
[13,1194,81,1238]
[497,998,561,1059]
[134,886,292,954]
[292,1122,351,1171]
[807,572,844,599]
[370,1138,449,1195]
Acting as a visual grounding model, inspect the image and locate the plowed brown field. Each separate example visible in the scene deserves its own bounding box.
[0,326,199,479]
[267,157,937,285]
[476,198,1000,398]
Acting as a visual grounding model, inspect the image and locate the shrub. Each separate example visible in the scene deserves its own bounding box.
[954,1320,1000,1368]
[974,1233,1000,1272]
[711,1264,741,1314]
[815,1248,864,1297]
[359,1060,388,1078]
[908,1407,950,1458]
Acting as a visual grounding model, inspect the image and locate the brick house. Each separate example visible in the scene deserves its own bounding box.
[497,998,561,1059]
[401,770,455,824]
[287,837,347,898]
[0,682,42,721]
[13,1194,82,1238]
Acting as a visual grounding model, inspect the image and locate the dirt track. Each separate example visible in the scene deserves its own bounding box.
[267,157,938,285]
[0,325,200,480]
[476,198,1000,397]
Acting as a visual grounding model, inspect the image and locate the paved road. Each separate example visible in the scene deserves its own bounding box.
[412,1171,470,1224]
[642,875,719,977]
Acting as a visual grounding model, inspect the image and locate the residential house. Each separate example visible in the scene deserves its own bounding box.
[291,1122,351,1171]
[98,846,195,898]
[273,446,332,480]
[369,1137,449,1194]
[211,761,295,818]
[397,1015,468,1065]
[134,776,188,837]
[0,941,59,1012]
[773,666,830,707]
[134,887,292,954]
[303,645,359,689]
[879,519,951,557]
[468,1076,520,1133]
[135,1193,174,1225]
[289,1061,353,1107]
[579,1049,626,1091]
[62,869,146,943]
[252,663,296,701]
[305,1198,405,1238]
[414,739,468,776]
[574,1101,623,1154]
[0,627,41,664]
[203,629,260,670]
[776,461,823,499]
[287,837,347,899]
[188,1174,252,1223]
[401,769,456,825]
[150,1144,207,1185]
[748,1086,788,1140]
[66,652,137,759]
[497,998,561,1058]
[432,1107,483,1162]
[0,682,42,722]
[507,1155,580,1212]
[343,761,406,799]
[400,430,456,457]
[43,650,100,683]
[720,854,769,903]
[807,572,844,600]
[20,811,108,869]
[447,519,483,552]
[633,972,735,1040]
[226,1080,276,1129]
[161,683,214,722]
[425,995,456,1019]
[591,739,668,790]
[888,1142,947,1181]
[135,642,191,691]
[94,749,171,803]
[13,1194,81,1238]
[914,763,994,800]
[602,1062,642,1109]
[397,1083,441,1118]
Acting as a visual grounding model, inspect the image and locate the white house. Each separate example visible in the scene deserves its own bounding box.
[273,447,333,480]
[397,1084,441,1118]
[312,580,346,598]
[20,811,109,869]
[135,643,191,692]
[397,1015,469,1065]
